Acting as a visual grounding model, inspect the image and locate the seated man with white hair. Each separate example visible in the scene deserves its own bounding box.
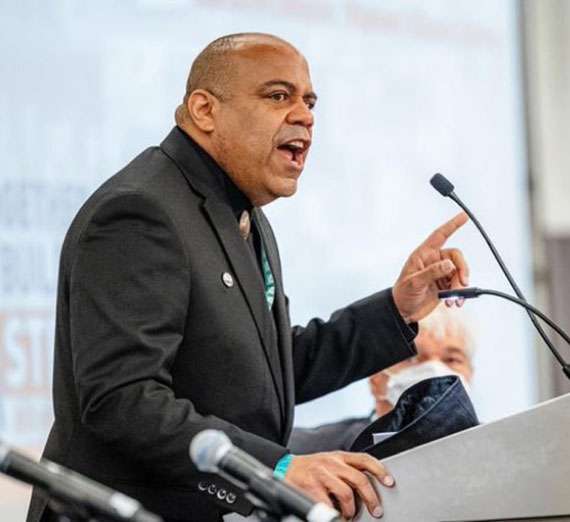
[288,305,475,454]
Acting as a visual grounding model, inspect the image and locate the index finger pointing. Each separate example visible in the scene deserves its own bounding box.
[423,212,468,249]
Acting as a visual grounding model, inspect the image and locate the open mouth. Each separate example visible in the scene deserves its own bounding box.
[277,139,310,168]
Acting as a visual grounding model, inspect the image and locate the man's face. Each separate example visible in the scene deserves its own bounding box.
[369,327,473,416]
[397,329,472,381]
[210,42,316,206]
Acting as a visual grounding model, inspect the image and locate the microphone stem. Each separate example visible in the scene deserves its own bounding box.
[478,289,570,354]
[450,193,524,295]
[450,192,568,371]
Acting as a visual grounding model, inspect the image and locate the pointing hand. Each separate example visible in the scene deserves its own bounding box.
[392,212,469,323]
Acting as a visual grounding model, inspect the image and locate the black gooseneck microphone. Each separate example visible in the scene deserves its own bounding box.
[430,173,570,380]
[0,442,162,522]
[439,287,570,379]
[190,430,341,522]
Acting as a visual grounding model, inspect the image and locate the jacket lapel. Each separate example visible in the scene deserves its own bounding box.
[203,198,286,420]
[254,209,295,437]
[160,128,286,420]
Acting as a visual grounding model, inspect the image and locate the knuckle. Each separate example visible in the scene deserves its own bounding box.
[373,459,386,471]
[409,276,424,290]
[363,454,378,464]
[354,474,369,489]
[334,484,353,503]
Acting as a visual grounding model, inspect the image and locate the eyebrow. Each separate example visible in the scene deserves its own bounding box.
[445,346,468,359]
[258,80,318,102]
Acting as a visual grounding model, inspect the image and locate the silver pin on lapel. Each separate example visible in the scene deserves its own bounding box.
[239,210,251,240]
[222,272,234,288]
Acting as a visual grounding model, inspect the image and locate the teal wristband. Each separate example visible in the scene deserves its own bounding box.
[273,453,294,479]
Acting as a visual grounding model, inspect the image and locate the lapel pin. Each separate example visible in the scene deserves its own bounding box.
[238,210,251,240]
[222,272,234,288]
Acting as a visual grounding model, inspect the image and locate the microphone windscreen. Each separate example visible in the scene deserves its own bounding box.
[430,173,455,196]
[189,430,232,472]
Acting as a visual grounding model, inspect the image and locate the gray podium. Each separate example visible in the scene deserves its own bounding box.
[355,392,570,522]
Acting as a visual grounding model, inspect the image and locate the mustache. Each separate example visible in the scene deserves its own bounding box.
[275,129,311,145]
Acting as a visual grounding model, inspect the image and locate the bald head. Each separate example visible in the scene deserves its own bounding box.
[182,33,299,104]
[175,33,303,129]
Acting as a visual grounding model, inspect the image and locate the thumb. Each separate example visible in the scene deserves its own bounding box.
[413,259,455,286]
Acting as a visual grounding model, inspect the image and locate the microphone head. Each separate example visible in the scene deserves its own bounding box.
[189,430,233,473]
[430,173,455,197]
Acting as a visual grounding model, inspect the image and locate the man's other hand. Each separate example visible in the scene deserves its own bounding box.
[393,212,469,324]
[284,451,394,520]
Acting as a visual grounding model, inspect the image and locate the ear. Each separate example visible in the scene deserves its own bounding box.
[186,89,217,133]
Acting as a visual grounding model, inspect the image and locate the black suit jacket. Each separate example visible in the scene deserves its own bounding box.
[27,127,416,522]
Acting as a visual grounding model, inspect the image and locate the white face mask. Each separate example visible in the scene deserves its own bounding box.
[384,360,471,407]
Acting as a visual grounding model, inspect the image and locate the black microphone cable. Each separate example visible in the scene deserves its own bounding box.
[438,287,570,380]
[430,173,570,380]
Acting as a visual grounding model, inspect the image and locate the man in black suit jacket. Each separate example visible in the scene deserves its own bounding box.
[27,33,469,522]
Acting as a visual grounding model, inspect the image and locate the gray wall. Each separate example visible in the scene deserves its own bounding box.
[523,0,570,400]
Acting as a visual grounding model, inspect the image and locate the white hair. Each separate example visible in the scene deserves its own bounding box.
[419,304,476,359]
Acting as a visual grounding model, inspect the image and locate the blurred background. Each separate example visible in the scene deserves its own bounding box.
[1,0,569,519]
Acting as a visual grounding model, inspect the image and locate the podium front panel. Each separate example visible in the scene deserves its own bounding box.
[354,392,570,522]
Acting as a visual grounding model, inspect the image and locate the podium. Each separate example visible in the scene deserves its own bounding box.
[355,392,570,521]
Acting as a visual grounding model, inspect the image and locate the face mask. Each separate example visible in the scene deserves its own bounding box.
[384,360,471,407]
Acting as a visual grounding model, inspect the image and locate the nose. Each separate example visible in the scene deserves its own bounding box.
[286,98,314,129]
